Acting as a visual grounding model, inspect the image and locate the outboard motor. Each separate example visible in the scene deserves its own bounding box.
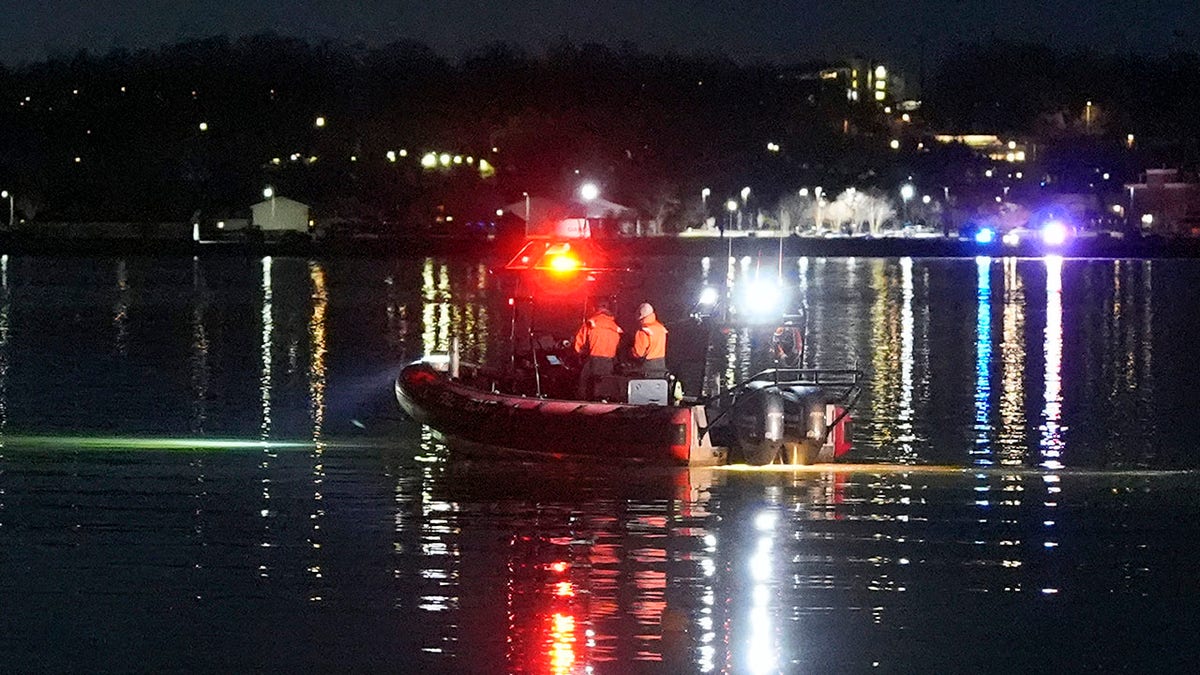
[732,385,787,465]
[731,382,833,465]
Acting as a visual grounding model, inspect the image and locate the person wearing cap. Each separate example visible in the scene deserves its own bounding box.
[573,301,622,399]
[631,302,668,378]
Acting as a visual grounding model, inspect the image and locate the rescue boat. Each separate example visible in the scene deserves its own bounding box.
[394,218,863,465]
[394,355,859,466]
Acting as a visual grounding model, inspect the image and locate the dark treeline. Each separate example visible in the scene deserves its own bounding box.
[0,35,1198,230]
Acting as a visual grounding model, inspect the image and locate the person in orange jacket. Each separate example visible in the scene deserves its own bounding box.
[573,301,622,399]
[631,302,668,378]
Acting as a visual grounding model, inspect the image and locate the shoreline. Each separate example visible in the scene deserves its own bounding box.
[2,233,1199,259]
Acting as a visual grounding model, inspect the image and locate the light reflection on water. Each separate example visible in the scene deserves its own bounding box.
[0,254,1196,671]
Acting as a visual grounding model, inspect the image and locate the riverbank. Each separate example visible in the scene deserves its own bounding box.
[3,231,1200,259]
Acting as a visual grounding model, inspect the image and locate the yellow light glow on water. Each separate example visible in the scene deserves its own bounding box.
[999,257,1027,463]
[714,463,1188,477]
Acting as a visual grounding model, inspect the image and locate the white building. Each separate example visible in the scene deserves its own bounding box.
[251,196,310,235]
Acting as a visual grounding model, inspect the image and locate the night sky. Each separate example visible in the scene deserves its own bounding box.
[2,0,1198,71]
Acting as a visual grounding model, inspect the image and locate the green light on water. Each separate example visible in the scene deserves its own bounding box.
[0,435,318,452]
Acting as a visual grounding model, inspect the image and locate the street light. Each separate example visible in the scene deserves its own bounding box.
[0,190,11,228]
[900,184,915,225]
[724,199,737,237]
[580,182,599,201]
[263,186,276,225]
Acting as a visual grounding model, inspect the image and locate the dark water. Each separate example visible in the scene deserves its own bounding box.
[0,253,1197,673]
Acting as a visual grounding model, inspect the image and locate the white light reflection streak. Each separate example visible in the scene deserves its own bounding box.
[698,530,717,673]
[260,257,274,441]
[114,259,129,356]
[972,257,993,466]
[1040,257,1064,470]
[896,258,916,461]
[745,509,779,674]
[190,258,209,434]
[259,256,274,578]
[0,256,8,482]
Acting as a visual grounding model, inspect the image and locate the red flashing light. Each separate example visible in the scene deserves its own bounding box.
[547,254,581,274]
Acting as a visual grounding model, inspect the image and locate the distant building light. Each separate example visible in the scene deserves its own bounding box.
[217,221,226,229]
[1016,172,1023,179]
[492,147,499,153]
[1141,214,1154,226]
[995,196,1002,203]
[495,209,504,217]
[901,113,911,122]
[1102,173,1111,180]
[1015,151,1027,162]
[439,153,451,166]
[889,139,900,150]
[1006,152,1016,162]
[72,89,78,95]
[387,150,397,162]
[350,155,357,162]
[478,158,494,176]
[290,153,301,161]
[466,156,474,164]
[271,157,281,165]
[1126,134,1135,148]
[922,195,932,204]
[315,116,326,128]
[985,169,994,178]
[1111,205,1123,214]
[875,65,887,79]
[198,122,208,131]
[1008,140,1017,150]
[421,152,437,168]
[875,90,886,101]
[453,155,463,164]
[74,156,81,163]
[399,149,408,157]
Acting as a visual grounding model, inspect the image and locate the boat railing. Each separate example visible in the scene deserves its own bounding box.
[744,367,863,390]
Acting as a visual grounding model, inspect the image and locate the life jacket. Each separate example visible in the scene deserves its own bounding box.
[573,311,622,358]
[632,312,668,360]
